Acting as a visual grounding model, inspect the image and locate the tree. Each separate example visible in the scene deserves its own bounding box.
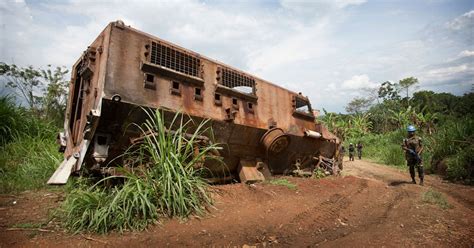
[0,62,69,126]
[398,77,419,101]
[41,65,69,125]
[378,81,400,101]
[0,63,42,110]
[345,97,372,114]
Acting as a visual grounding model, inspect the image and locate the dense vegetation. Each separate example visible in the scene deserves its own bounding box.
[0,62,67,192]
[1,62,221,232]
[320,78,473,183]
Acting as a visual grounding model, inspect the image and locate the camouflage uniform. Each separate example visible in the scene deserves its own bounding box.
[357,143,363,159]
[348,144,355,161]
[402,135,424,184]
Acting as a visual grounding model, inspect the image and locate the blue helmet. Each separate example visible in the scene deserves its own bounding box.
[407,125,416,132]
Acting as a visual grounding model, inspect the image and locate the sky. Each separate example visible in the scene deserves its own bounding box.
[1,0,473,113]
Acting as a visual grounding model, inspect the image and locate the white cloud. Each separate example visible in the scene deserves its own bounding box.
[458,50,474,58]
[0,1,472,113]
[426,64,471,78]
[341,74,378,90]
[445,10,474,30]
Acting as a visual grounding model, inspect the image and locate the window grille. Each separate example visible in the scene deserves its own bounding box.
[150,41,201,78]
[218,67,255,95]
[294,96,312,115]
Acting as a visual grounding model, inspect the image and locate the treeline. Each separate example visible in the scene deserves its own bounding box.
[319,77,473,183]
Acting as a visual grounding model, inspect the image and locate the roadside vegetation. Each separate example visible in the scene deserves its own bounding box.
[1,62,221,233]
[320,78,473,183]
[0,63,67,193]
[61,109,221,233]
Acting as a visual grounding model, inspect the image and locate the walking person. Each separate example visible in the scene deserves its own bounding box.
[402,125,424,185]
[357,141,363,159]
[348,143,355,161]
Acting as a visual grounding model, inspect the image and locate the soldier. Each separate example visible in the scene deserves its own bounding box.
[348,143,355,161]
[402,125,424,185]
[357,141,363,159]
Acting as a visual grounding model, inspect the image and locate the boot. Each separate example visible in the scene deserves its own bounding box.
[419,178,424,186]
[411,178,416,184]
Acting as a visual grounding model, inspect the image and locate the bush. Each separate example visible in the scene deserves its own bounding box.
[428,117,473,181]
[61,109,222,233]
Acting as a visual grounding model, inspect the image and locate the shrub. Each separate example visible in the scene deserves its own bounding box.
[428,117,473,181]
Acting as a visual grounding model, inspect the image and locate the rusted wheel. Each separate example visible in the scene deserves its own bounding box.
[260,128,290,155]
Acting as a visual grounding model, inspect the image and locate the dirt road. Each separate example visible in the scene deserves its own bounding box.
[1,159,473,247]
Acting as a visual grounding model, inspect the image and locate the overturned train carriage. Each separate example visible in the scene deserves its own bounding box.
[48,20,341,185]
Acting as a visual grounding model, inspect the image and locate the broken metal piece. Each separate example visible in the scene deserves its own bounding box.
[238,159,265,184]
[47,156,77,185]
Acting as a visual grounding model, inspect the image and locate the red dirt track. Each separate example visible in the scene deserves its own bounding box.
[1,159,473,247]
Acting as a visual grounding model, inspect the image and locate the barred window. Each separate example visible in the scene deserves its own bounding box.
[217,67,255,95]
[295,96,312,115]
[150,41,201,78]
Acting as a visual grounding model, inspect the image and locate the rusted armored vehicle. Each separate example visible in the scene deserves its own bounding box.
[48,21,340,184]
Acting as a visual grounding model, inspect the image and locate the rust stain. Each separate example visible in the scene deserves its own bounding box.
[57,20,340,182]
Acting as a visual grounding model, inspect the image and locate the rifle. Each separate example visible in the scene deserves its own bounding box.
[407,148,422,164]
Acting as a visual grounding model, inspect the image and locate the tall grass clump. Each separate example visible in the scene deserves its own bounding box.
[0,96,56,145]
[0,135,60,192]
[61,109,222,233]
[0,96,23,145]
[63,175,159,233]
[0,96,61,192]
[428,117,473,181]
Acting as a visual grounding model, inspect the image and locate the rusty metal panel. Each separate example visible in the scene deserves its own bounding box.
[53,20,340,183]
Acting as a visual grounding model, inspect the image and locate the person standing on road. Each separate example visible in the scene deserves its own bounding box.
[348,143,355,161]
[402,125,424,185]
[357,141,363,159]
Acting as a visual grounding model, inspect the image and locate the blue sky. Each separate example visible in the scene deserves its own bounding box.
[1,0,473,112]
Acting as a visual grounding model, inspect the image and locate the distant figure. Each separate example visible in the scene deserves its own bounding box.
[357,141,363,159]
[348,143,355,161]
[337,144,345,170]
[402,125,424,185]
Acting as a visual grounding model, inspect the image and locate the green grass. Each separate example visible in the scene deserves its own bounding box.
[12,222,44,229]
[61,109,223,233]
[427,117,473,181]
[62,175,160,233]
[354,116,473,182]
[312,168,326,179]
[421,188,452,209]
[349,130,406,167]
[267,178,297,190]
[0,127,60,193]
[0,95,61,193]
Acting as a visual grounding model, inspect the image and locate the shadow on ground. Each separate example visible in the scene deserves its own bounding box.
[388,180,414,186]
